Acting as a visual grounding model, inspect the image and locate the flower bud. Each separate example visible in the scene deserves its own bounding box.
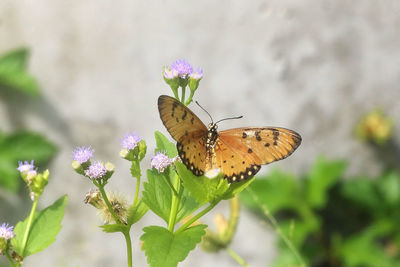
[355,108,394,145]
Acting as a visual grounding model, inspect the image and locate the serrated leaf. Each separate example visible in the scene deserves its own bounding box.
[154,131,177,157]
[176,187,201,223]
[127,198,149,225]
[12,195,68,257]
[142,169,173,223]
[0,131,57,163]
[141,225,207,267]
[176,162,228,205]
[100,224,128,233]
[306,156,346,208]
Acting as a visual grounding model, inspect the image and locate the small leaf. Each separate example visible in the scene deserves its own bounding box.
[154,131,177,157]
[176,162,228,205]
[341,177,380,211]
[141,225,207,267]
[100,224,128,233]
[127,198,149,225]
[222,177,255,200]
[0,160,20,191]
[142,169,173,223]
[130,160,141,178]
[0,48,28,70]
[12,195,68,257]
[376,171,400,205]
[306,156,346,208]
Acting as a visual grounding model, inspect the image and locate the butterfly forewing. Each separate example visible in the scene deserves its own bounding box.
[158,95,208,175]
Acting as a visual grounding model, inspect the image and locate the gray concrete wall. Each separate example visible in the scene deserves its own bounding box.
[0,0,399,266]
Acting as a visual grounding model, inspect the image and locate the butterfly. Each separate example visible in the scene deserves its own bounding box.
[158,95,301,183]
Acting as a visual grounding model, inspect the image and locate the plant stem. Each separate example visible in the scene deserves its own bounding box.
[132,173,141,208]
[97,183,121,224]
[5,249,17,267]
[226,247,250,267]
[175,201,218,235]
[123,230,133,267]
[184,90,195,106]
[181,86,186,103]
[246,187,305,267]
[21,197,39,255]
[168,174,181,232]
[164,172,179,197]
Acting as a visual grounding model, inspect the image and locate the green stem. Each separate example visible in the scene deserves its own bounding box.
[123,231,133,267]
[226,247,250,267]
[97,183,122,224]
[132,173,141,208]
[171,86,179,100]
[180,86,186,103]
[5,249,17,267]
[246,187,305,267]
[168,174,181,232]
[175,201,218,234]
[164,173,179,197]
[21,197,39,255]
[184,90,195,106]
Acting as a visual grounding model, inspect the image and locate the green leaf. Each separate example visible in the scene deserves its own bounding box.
[12,195,68,257]
[0,160,20,191]
[130,160,141,178]
[240,169,301,214]
[0,48,39,96]
[127,198,149,225]
[341,177,381,211]
[222,176,255,200]
[100,224,128,233]
[306,156,346,208]
[176,162,229,205]
[142,169,173,223]
[175,187,201,223]
[376,171,400,205]
[141,225,207,267]
[154,131,177,157]
[0,131,57,163]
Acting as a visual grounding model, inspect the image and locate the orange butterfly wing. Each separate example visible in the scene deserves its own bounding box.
[215,127,301,182]
[158,95,208,175]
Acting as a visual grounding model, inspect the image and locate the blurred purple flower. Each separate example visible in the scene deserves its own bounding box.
[121,132,142,151]
[0,223,15,240]
[73,146,94,164]
[151,152,174,173]
[170,59,194,78]
[190,67,203,80]
[17,160,35,173]
[85,161,107,179]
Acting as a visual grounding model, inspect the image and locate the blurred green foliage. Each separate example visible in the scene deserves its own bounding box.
[0,48,57,192]
[241,156,400,267]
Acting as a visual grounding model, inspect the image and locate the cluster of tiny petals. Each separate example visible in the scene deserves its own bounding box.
[163,66,178,79]
[170,59,194,78]
[151,152,174,172]
[121,132,142,151]
[0,223,15,240]
[189,67,203,79]
[17,160,35,173]
[85,161,107,179]
[73,146,94,164]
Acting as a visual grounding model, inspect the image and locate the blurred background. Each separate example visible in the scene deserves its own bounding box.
[0,0,400,266]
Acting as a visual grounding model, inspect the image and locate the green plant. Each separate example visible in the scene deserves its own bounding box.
[241,156,400,266]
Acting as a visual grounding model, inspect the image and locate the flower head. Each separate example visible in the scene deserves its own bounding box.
[190,67,203,80]
[17,160,35,173]
[85,161,107,179]
[163,66,178,79]
[170,59,194,79]
[0,223,15,240]
[73,146,94,164]
[121,132,142,151]
[151,152,174,173]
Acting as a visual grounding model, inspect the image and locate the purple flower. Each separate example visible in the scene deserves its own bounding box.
[151,152,174,172]
[163,66,178,79]
[170,59,194,79]
[17,160,35,173]
[85,161,107,179]
[0,223,15,240]
[73,146,94,164]
[121,132,142,151]
[190,67,203,80]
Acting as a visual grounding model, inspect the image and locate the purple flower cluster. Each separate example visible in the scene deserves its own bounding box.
[84,161,107,179]
[17,160,37,176]
[121,132,142,151]
[151,152,175,173]
[163,60,203,80]
[0,223,15,240]
[73,146,94,164]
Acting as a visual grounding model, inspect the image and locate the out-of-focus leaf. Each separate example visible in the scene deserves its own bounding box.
[376,171,400,205]
[0,160,20,191]
[306,156,346,208]
[341,177,381,211]
[0,48,39,96]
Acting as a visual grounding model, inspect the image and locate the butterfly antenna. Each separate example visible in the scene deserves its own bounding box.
[215,115,243,124]
[195,100,214,123]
